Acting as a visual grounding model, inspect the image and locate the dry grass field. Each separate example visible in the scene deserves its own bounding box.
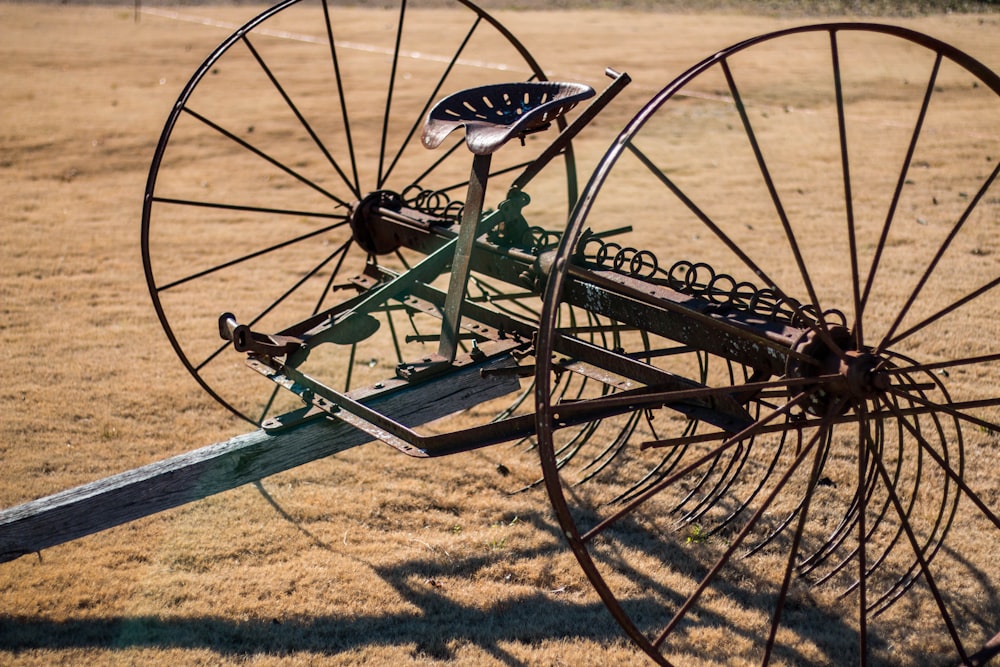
[2,2,1000,665]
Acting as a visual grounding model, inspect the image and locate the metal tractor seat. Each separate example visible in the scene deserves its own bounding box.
[421,81,595,155]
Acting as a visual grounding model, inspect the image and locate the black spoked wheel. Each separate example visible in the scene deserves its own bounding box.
[535,24,1000,665]
[142,0,577,425]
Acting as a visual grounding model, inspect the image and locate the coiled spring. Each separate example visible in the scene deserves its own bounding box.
[403,184,561,253]
[401,184,465,220]
[576,232,846,328]
[512,226,562,253]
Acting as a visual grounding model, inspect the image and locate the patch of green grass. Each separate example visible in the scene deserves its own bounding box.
[686,524,710,545]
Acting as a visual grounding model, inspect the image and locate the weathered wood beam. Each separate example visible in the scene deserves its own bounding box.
[0,356,519,563]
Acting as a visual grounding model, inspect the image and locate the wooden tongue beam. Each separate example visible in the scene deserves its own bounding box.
[0,355,520,563]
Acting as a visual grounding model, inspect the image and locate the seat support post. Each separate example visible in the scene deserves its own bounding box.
[438,152,492,363]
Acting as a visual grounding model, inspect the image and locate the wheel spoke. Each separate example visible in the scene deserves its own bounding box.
[246,238,353,331]
[858,53,942,326]
[241,33,359,198]
[828,31,862,351]
[410,136,465,188]
[626,139,784,298]
[761,406,832,665]
[380,15,483,186]
[311,237,354,317]
[721,57,832,349]
[856,405,870,666]
[878,394,1000,531]
[881,272,1000,352]
[377,0,407,188]
[193,338,235,374]
[653,400,841,651]
[150,196,347,220]
[877,158,1000,354]
[881,351,1000,376]
[257,384,283,425]
[155,219,349,292]
[321,0,360,195]
[180,107,353,209]
[884,383,1000,437]
[190,237,353,377]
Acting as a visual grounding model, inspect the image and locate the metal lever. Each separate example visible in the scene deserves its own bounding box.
[510,67,631,194]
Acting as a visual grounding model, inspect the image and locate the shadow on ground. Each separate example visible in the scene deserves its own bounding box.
[2,488,996,666]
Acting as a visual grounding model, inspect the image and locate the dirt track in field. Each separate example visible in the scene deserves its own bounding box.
[1,3,999,665]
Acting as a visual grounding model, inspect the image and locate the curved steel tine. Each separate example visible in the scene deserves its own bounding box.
[680,357,757,521]
[858,388,935,611]
[610,415,693,506]
[674,356,754,526]
[856,391,921,587]
[742,427,827,559]
[554,418,603,467]
[800,413,884,579]
[576,410,635,475]
[678,440,749,527]
[710,421,787,537]
[668,448,728,524]
[576,412,643,490]
[866,379,963,616]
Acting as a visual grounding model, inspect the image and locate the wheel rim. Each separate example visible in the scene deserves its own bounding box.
[536,24,1000,665]
[142,0,577,425]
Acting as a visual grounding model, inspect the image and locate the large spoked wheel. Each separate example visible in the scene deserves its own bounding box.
[143,0,577,425]
[536,24,1000,665]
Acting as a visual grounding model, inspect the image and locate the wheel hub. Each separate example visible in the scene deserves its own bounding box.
[787,326,891,415]
[840,349,891,399]
[348,190,406,256]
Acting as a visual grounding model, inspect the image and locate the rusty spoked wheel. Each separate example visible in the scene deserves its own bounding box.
[535,24,1000,665]
[142,0,577,425]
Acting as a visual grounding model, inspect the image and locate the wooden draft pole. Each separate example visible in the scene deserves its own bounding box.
[0,355,518,562]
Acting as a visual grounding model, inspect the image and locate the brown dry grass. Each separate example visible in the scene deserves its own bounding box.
[1,3,999,666]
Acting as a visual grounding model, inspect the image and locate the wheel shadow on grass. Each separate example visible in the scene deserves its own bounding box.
[2,494,996,665]
[0,522,833,665]
[0,518,632,664]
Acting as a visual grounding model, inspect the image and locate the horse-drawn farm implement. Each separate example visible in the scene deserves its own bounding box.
[3,2,1000,664]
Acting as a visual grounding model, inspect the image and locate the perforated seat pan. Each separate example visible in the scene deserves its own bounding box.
[421,81,595,155]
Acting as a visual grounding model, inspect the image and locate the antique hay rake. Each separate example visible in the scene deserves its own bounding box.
[2,1,1000,664]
